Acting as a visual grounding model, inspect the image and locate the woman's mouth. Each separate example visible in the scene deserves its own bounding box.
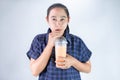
[55,29,62,31]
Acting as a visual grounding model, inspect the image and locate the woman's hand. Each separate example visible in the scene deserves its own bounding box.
[55,54,91,73]
[47,31,63,47]
[55,54,74,69]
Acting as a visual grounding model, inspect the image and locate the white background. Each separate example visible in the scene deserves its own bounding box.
[0,0,120,80]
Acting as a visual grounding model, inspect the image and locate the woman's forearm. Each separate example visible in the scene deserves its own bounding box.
[30,45,53,76]
[72,58,91,73]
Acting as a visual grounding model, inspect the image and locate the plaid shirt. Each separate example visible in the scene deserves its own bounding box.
[27,26,92,80]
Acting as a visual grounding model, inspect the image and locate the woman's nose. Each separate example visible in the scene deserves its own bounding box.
[56,21,61,26]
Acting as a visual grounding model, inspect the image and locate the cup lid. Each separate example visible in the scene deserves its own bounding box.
[55,36,67,44]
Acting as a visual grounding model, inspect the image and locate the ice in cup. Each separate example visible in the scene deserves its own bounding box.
[55,36,67,62]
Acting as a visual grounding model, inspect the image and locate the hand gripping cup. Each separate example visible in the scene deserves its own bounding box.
[55,36,67,63]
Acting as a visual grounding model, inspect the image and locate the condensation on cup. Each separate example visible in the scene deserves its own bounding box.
[55,36,67,62]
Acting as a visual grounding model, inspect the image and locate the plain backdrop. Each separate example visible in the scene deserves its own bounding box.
[0,0,120,80]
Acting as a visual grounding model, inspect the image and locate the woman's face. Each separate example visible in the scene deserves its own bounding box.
[46,7,69,34]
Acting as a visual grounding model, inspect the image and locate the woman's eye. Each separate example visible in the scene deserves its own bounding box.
[52,19,56,21]
[60,19,64,21]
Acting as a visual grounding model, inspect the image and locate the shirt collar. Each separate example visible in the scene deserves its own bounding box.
[46,26,71,44]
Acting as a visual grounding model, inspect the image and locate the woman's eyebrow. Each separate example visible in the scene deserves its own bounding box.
[51,16,67,18]
[61,16,67,18]
[51,16,56,18]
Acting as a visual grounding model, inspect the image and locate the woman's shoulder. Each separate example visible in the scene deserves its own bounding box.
[69,33,82,41]
[35,33,47,38]
[33,33,47,42]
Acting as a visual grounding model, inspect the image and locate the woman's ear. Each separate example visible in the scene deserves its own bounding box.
[46,16,49,23]
[68,16,70,23]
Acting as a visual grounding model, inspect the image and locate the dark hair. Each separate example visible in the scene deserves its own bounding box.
[47,3,70,17]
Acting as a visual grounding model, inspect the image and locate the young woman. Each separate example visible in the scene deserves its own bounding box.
[27,3,92,80]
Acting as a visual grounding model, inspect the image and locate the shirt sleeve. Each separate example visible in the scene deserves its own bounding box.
[26,35,41,60]
[79,40,92,63]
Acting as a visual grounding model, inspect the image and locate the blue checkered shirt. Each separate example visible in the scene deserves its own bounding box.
[27,26,92,80]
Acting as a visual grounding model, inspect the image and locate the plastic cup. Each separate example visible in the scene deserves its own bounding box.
[55,36,67,62]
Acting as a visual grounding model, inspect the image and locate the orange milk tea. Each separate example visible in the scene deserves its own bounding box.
[55,45,66,61]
